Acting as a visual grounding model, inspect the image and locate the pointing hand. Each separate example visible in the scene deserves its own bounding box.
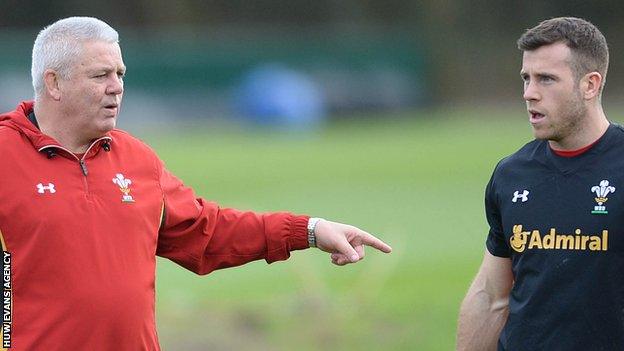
[312,219,392,266]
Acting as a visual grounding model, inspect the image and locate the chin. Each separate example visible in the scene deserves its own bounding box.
[97,120,117,135]
[531,129,551,141]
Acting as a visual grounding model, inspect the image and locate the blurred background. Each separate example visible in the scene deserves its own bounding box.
[2,2,624,350]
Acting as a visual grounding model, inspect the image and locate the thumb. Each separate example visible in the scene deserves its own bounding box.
[333,237,359,263]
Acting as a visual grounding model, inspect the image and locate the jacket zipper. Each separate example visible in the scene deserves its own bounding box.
[38,137,111,194]
[79,159,88,176]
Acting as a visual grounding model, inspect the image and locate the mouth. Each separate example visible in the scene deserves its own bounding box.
[103,104,119,114]
[528,110,545,124]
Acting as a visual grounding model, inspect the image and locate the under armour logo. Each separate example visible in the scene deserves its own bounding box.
[512,190,529,203]
[36,183,56,194]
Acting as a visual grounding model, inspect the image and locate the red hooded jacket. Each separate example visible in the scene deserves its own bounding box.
[0,101,310,350]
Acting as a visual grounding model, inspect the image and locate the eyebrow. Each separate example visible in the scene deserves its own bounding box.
[519,71,557,79]
[89,66,126,74]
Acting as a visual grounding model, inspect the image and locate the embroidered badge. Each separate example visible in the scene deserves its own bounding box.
[112,173,135,203]
[591,180,615,215]
[512,190,529,203]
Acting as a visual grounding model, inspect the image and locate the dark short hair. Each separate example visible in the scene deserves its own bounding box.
[517,17,609,87]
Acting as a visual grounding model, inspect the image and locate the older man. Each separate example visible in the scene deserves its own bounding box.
[458,17,622,350]
[0,17,391,350]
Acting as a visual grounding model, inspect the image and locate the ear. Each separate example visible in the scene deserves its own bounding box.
[43,69,62,101]
[580,71,603,100]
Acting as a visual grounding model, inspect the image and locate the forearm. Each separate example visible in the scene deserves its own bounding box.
[158,202,310,274]
[457,289,508,351]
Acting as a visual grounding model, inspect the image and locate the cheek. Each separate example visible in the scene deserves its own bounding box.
[83,86,102,103]
[546,90,567,110]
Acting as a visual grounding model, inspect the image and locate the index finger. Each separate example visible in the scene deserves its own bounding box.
[358,230,392,253]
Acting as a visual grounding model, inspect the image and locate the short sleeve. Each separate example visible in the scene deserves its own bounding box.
[484,169,511,258]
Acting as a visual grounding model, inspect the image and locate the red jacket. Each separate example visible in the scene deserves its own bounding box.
[0,101,309,350]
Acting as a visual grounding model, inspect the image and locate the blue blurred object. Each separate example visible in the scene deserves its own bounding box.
[234,64,327,128]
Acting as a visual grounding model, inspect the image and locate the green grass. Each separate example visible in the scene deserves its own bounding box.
[141,108,533,350]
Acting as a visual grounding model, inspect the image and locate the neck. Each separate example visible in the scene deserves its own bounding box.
[548,104,609,151]
[34,101,93,154]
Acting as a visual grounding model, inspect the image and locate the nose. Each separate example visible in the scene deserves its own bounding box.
[523,80,539,102]
[107,75,124,95]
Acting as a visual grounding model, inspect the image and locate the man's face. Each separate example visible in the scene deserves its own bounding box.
[58,40,126,140]
[520,42,586,145]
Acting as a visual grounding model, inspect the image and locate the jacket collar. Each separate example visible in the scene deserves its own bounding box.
[0,101,113,159]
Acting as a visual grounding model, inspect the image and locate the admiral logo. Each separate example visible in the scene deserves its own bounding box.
[510,224,608,253]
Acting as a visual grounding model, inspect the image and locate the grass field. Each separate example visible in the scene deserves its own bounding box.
[139,107,534,350]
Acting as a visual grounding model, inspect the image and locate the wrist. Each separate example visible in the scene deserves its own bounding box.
[307,217,323,248]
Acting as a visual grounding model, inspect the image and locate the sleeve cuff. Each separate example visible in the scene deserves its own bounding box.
[289,215,311,251]
[486,240,511,258]
[265,214,310,263]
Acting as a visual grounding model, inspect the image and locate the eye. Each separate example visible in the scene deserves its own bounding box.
[540,75,555,83]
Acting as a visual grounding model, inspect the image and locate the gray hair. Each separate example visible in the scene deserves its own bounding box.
[32,17,119,99]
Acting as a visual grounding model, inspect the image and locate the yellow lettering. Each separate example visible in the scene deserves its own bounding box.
[511,226,608,252]
[581,236,590,250]
[589,237,601,251]
[528,230,543,249]
[556,235,574,249]
[542,229,556,249]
